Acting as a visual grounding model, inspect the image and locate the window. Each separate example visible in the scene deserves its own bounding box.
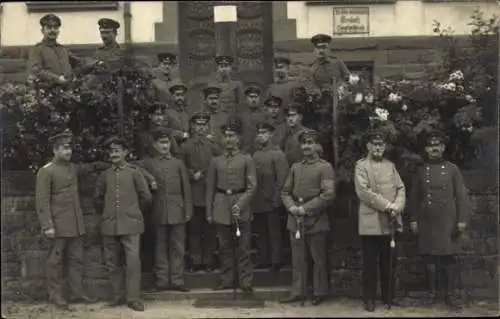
[307,0,396,5]
[26,1,119,13]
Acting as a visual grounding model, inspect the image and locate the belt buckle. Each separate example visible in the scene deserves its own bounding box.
[226,189,232,195]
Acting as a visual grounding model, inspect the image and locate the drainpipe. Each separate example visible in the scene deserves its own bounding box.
[123,1,132,48]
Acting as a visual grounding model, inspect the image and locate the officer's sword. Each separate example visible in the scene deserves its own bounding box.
[227,189,240,301]
[387,211,397,310]
[297,197,307,307]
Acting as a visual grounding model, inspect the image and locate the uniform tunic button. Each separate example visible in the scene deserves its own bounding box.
[441,165,445,169]
[426,166,430,170]
[426,180,430,183]
[428,202,432,205]
[427,194,431,198]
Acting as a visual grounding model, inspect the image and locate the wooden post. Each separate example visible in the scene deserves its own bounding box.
[331,77,339,169]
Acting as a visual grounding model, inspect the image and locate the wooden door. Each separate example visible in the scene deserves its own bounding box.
[178,1,274,115]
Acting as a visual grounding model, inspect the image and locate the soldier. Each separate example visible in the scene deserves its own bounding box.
[280,129,335,306]
[27,14,97,87]
[165,82,190,145]
[146,52,177,104]
[240,85,266,155]
[266,57,300,118]
[93,136,152,312]
[263,95,288,149]
[35,130,110,309]
[213,55,244,114]
[135,127,192,292]
[81,18,125,88]
[301,34,354,99]
[408,130,469,311]
[181,112,222,273]
[135,102,181,159]
[206,117,257,292]
[282,103,308,165]
[252,121,289,272]
[203,85,230,146]
[354,130,406,312]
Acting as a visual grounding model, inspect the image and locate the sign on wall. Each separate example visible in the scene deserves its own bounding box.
[332,6,370,35]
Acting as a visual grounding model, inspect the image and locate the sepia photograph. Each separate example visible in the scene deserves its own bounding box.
[0,1,498,318]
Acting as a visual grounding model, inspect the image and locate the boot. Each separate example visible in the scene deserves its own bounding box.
[422,263,438,306]
[445,258,464,312]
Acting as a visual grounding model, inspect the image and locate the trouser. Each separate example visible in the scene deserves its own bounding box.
[253,211,282,265]
[290,231,329,297]
[216,222,253,288]
[46,236,85,301]
[423,254,462,305]
[155,224,186,287]
[361,235,397,302]
[187,207,216,266]
[102,234,141,302]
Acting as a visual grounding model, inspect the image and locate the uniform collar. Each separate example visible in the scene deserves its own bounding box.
[224,149,240,157]
[42,38,60,47]
[426,158,446,165]
[316,57,331,65]
[100,42,120,50]
[216,73,232,83]
[113,162,128,171]
[52,157,70,165]
[302,154,320,164]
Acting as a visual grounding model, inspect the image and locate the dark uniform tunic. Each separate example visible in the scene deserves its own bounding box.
[301,57,350,95]
[214,76,244,114]
[281,157,334,297]
[166,104,190,144]
[240,107,266,155]
[27,39,79,85]
[180,134,222,266]
[266,79,300,116]
[82,42,125,89]
[136,154,192,287]
[35,159,109,301]
[252,143,289,266]
[207,109,230,147]
[408,160,469,256]
[283,125,307,165]
[206,150,257,287]
[93,163,152,302]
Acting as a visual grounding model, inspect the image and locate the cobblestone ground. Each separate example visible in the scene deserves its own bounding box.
[2,298,498,319]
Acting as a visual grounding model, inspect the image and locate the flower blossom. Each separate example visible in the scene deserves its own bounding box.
[348,74,360,85]
[387,93,402,103]
[365,93,374,104]
[465,94,476,103]
[354,92,363,104]
[441,82,456,91]
[374,107,389,121]
[449,70,464,81]
[401,104,408,111]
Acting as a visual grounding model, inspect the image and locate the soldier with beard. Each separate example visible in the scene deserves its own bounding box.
[206,117,257,292]
[240,86,266,155]
[165,82,190,146]
[181,112,222,273]
[408,130,469,311]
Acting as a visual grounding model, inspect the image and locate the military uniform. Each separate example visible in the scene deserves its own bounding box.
[93,138,152,305]
[252,122,289,269]
[280,130,335,303]
[240,86,267,155]
[213,56,243,114]
[166,82,190,145]
[203,85,231,147]
[27,14,83,86]
[147,53,178,104]
[354,131,406,310]
[180,112,222,270]
[206,119,257,290]
[263,96,289,150]
[35,131,109,306]
[267,57,300,118]
[282,104,307,165]
[135,128,193,290]
[408,131,469,309]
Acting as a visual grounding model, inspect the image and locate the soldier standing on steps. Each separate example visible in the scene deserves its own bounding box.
[27,14,98,87]
[206,117,257,293]
[240,85,266,155]
[203,85,231,147]
[266,57,301,120]
[408,130,469,312]
[252,121,289,273]
[282,103,308,165]
[181,111,222,273]
[165,82,191,146]
[145,53,178,105]
[354,130,406,312]
[280,129,335,306]
[134,127,193,293]
[93,136,152,312]
[35,130,110,309]
[263,96,288,154]
[213,55,244,115]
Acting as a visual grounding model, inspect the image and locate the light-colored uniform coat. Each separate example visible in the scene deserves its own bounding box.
[354,157,406,236]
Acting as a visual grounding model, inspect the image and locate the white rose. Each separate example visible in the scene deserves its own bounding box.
[467,125,473,132]
[375,107,389,121]
[354,92,363,104]
[401,104,408,111]
[465,94,476,103]
[365,93,374,104]
[449,70,464,81]
[349,74,360,85]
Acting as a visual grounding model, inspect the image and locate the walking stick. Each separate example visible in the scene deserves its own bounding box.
[387,211,397,310]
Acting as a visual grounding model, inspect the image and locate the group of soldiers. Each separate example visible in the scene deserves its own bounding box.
[33,13,469,313]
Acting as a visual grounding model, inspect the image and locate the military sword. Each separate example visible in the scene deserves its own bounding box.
[297,197,307,307]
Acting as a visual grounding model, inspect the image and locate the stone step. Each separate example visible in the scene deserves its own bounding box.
[141,268,293,290]
[143,286,290,301]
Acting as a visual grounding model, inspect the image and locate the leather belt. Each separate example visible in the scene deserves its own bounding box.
[293,195,315,203]
[216,187,245,195]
